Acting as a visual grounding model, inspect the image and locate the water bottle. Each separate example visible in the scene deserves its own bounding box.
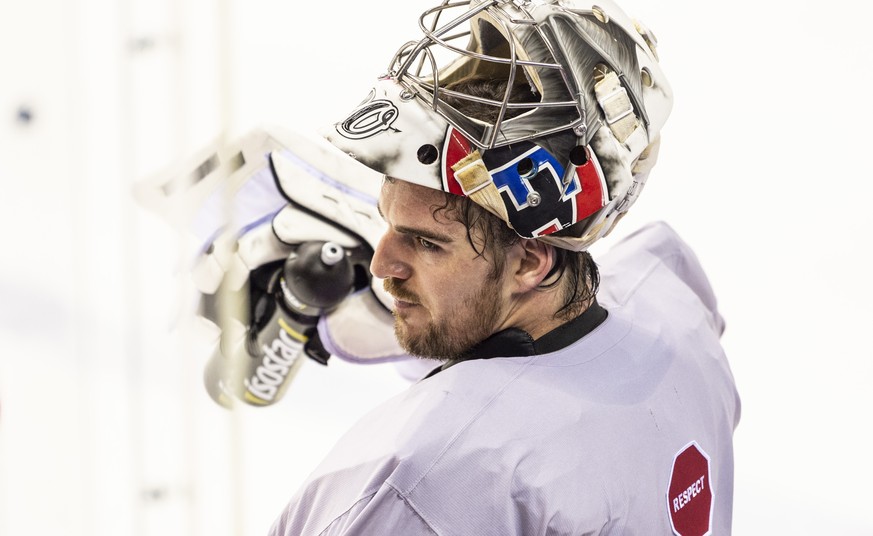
[204,241,355,408]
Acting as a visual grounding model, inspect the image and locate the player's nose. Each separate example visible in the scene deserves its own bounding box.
[370,230,410,280]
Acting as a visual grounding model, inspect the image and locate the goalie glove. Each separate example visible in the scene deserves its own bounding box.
[200,235,370,408]
[135,126,411,409]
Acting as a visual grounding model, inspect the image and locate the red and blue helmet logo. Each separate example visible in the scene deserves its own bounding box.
[441,127,607,238]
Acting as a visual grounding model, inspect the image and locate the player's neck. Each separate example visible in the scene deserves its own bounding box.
[498,286,592,341]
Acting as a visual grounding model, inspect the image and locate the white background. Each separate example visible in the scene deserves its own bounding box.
[1,0,871,534]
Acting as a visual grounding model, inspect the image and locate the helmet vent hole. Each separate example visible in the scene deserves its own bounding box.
[569,146,589,166]
[592,6,609,24]
[417,144,439,165]
[517,157,537,179]
[641,67,654,88]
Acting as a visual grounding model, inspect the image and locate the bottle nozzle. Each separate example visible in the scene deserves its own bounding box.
[320,242,345,266]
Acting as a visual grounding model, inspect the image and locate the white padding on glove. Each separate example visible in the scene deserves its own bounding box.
[138,124,417,369]
[272,205,361,249]
[270,146,386,271]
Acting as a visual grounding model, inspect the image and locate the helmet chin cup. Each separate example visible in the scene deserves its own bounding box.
[324,0,672,251]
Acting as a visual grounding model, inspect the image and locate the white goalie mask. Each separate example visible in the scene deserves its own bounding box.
[324,0,672,251]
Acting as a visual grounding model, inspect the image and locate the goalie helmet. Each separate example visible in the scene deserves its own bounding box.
[324,0,672,251]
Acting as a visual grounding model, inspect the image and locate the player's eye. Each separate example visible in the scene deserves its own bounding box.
[416,237,439,251]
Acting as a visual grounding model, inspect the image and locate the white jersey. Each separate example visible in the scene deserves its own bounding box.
[270,222,740,535]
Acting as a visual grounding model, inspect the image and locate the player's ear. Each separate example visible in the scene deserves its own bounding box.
[511,238,555,293]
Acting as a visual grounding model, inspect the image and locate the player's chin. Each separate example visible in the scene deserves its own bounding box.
[394,311,431,338]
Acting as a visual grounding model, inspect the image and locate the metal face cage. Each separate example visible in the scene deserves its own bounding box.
[386,0,585,151]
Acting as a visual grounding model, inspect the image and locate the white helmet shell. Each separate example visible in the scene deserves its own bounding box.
[324,0,673,250]
[328,80,450,192]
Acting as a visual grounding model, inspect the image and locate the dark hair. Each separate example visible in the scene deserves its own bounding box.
[434,76,600,319]
[431,194,598,320]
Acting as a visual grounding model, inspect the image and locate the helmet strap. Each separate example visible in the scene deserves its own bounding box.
[594,71,648,155]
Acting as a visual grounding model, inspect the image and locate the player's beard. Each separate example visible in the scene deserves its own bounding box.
[383,276,504,361]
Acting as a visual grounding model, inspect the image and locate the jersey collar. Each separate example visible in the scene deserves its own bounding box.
[426,300,608,377]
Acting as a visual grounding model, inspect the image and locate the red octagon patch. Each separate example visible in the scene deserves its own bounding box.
[667,442,713,536]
